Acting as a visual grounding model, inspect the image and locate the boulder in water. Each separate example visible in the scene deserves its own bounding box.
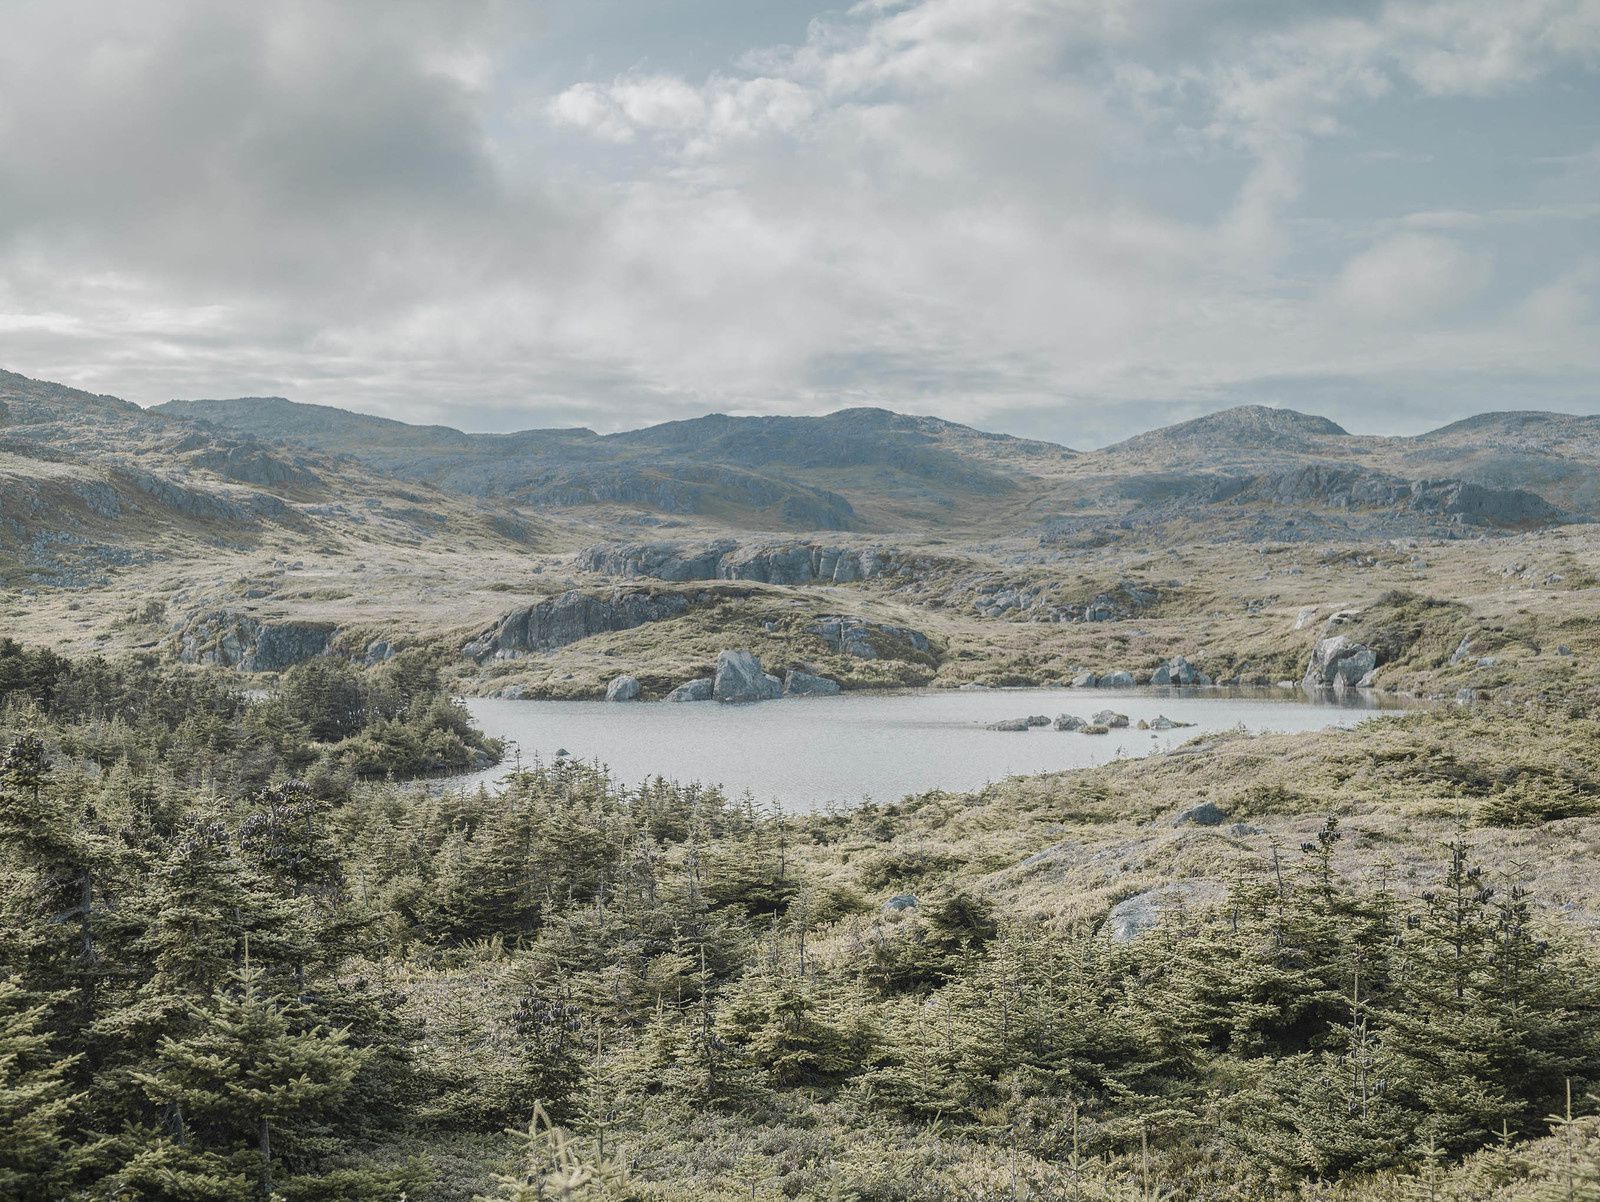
[604,675,641,702]
[713,649,782,703]
[665,677,713,702]
[988,717,1032,732]
[784,669,841,696]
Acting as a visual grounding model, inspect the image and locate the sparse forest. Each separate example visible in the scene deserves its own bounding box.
[3,647,1598,1200]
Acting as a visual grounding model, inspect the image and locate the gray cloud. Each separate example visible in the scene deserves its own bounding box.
[0,0,1596,444]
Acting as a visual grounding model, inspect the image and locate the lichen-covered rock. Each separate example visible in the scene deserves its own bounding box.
[575,539,921,584]
[175,612,334,672]
[1151,656,1212,687]
[1302,634,1378,689]
[664,677,714,702]
[713,649,782,703]
[1092,710,1129,728]
[463,589,692,661]
[783,669,841,696]
[1104,881,1226,942]
[604,675,641,702]
[808,616,931,660]
[1053,714,1085,731]
[1173,801,1228,827]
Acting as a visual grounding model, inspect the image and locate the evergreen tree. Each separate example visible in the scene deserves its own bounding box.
[0,977,83,1201]
[131,959,383,1200]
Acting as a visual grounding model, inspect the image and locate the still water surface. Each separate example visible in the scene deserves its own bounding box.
[454,688,1406,812]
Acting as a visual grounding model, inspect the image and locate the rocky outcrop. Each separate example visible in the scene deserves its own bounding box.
[1303,634,1377,689]
[713,649,782,703]
[188,445,321,490]
[604,675,641,702]
[808,616,931,660]
[971,579,1160,623]
[1173,802,1228,827]
[363,639,397,665]
[176,612,335,672]
[1151,656,1212,687]
[1104,881,1227,942]
[462,590,692,661]
[576,539,920,585]
[665,678,713,702]
[783,669,841,696]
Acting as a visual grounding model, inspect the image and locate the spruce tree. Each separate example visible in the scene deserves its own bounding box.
[0,977,83,1201]
[131,959,377,1200]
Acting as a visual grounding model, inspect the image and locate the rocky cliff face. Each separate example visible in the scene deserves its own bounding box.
[575,539,921,585]
[462,589,693,661]
[175,612,336,671]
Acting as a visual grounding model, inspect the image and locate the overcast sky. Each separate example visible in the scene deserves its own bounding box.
[1,0,1596,446]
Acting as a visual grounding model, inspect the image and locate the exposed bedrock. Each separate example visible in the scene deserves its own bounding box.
[575,538,926,585]
[175,612,335,671]
[462,589,692,661]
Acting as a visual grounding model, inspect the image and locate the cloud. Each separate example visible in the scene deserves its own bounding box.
[0,0,1596,442]
[1328,233,1492,321]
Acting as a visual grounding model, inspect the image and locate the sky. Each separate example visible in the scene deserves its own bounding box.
[0,0,1596,448]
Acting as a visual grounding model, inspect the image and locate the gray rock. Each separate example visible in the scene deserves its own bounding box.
[784,669,841,696]
[1302,634,1377,690]
[363,638,396,665]
[665,677,714,702]
[1026,715,1051,727]
[883,893,918,914]
[1100,670,1135,687]
[1071,671,1098,688]
[1557,644,1572,656]
[808,615,931,660]
[1092,710,1129,728]
[604,675,642,702]
[1173,801,1228,827]
[576,539,913,585]
[176,612,335,672]
[1053,714,1085,731]
[958,682,991,691]
[1151,655,1212,687]
[1149,714,1193,731]
[988,717,1033,732]
[1104,881,1225,942]
[713,649,782,703]
[1227,822,1265,837]
[463,589,692,661]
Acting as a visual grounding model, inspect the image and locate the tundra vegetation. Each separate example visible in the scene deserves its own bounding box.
[3,648,1599,1200]
[6,371,1600,1197]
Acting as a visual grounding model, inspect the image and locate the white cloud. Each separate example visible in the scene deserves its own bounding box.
[1328,233,1493,321]
[0,0,1596,440]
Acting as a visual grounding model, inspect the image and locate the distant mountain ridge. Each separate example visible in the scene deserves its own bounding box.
[154,395,1077,530]
[3,368,1595,541]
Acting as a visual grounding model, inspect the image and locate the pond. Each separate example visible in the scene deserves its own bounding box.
[452,687,1410,812]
